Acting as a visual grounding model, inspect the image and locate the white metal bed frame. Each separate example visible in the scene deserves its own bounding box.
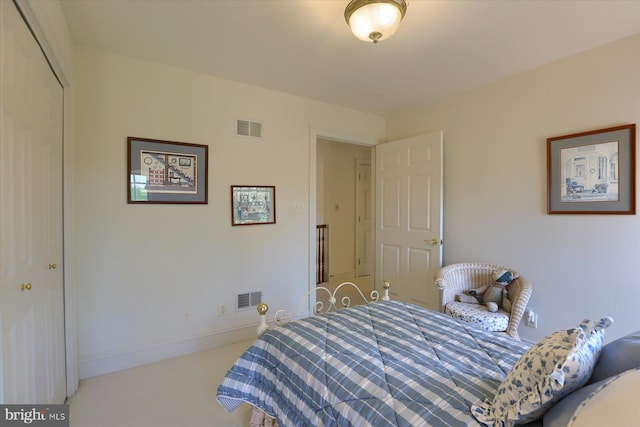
[256,281,390,336]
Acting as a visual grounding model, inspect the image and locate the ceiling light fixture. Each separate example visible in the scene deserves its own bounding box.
[344,0,408,44]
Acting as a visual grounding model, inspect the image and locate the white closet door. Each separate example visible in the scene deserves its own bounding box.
[1,0,66,404]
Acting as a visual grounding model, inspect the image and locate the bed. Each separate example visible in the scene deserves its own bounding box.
[217,282,638,427]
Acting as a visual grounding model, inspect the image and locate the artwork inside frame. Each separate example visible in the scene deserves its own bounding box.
[127,137,208,204]
[547,124,636,214]
[231,186,276,225]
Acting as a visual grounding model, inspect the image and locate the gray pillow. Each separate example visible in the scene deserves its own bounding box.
[544,369,640,427]
[588,330,640,384]
[542,379,604,427]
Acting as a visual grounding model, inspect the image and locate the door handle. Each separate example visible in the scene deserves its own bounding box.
[426,239,442,246]
[21,283,32,291]
[48,263,57,270]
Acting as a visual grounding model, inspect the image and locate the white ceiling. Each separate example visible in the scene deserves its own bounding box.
[59,0,640,117]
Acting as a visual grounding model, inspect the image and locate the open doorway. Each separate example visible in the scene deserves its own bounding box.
[315,138,374,299]
[309,130,444,310]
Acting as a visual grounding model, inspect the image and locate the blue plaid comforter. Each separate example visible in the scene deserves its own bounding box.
[217,301,530,426]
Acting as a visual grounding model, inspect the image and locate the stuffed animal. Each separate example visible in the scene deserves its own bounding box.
[455,269,519,312]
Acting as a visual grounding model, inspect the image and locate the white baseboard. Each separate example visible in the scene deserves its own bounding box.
[78,325,256,380]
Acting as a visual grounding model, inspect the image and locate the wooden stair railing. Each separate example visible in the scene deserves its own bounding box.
[316,224,327,284]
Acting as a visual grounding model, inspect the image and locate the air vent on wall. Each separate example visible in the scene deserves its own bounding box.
[236,290,263,311]
[236,119,263,139]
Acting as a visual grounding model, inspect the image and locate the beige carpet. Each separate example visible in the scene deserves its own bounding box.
[68,339,255,427]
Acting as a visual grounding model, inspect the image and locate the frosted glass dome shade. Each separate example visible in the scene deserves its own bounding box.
[345,0,407,44]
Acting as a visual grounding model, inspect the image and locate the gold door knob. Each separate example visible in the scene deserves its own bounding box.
[21,283,32,291]
[426,239,441,246]
[48,263,57,270]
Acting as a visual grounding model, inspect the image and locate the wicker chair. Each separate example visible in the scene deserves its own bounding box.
[434,262,532,339]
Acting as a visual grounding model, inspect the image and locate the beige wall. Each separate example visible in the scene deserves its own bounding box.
[386,34,640,342]
[41,0,640,379]
[73,46,385,377]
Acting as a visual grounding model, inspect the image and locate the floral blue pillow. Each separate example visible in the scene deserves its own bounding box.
[471,317,613,427]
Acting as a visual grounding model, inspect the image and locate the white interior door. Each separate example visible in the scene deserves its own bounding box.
[375,132,443,310]
[356,160,373,277]
[1,0,66,404]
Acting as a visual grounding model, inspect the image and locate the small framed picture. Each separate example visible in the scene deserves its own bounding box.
[231,186,276,225]
[127,137,208,204]
[547,124,635,214]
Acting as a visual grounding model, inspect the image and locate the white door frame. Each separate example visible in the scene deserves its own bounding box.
[308,129,380,298]
[16,0,78,397]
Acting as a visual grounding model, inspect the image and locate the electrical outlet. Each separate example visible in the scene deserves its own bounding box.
[183,309,192,321]
[219,304,227,316]
[526,309,538,328]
